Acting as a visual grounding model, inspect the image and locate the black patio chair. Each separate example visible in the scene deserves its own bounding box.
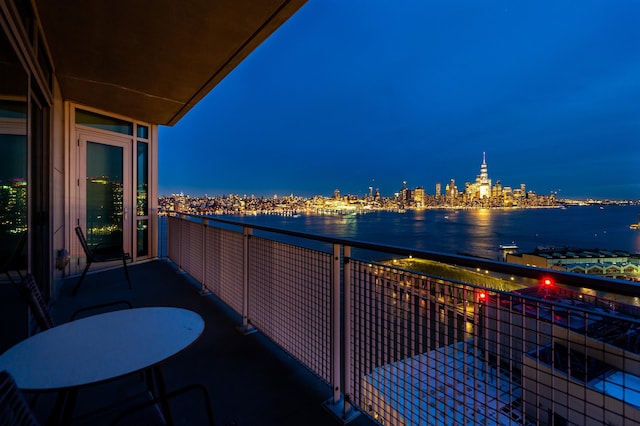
[72,226,131,296]
[110,383,216,425]
[16,274,133,333]
[13,274,133,417]
[0,370,39,426]
[1,369,216,426]
[16,274,55,332]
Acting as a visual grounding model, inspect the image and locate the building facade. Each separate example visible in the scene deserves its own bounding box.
[507,248,640,281]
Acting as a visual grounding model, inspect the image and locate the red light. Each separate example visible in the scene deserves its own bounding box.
[542,277,554,286]
[478,291,487,301]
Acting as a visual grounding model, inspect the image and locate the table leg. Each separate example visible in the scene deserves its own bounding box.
[152,365,173,426]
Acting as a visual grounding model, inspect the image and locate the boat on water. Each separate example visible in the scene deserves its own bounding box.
[499,242,519,250]
[498,242,518,261]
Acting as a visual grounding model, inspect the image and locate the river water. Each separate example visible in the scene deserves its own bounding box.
[222,205,640,260]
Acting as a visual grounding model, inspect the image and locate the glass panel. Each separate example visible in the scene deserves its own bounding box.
[86,142,124,248]
[76,109,133,135]
[137,219,148,257]
[137,142,148,216]
[37,34,52,89]
[0,100,27,118]
[14,0,34,45]
[136,125,149,139]
[0,30,28,277]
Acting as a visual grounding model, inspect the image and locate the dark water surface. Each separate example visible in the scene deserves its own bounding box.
[220,205,640,260]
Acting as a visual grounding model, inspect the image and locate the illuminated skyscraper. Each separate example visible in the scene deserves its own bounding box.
[400,180,408,203]
[414,186,425,207]
[445,179,458,199]
[476,152,492,199]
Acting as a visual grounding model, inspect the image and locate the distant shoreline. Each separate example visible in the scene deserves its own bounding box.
[159,203,640,217]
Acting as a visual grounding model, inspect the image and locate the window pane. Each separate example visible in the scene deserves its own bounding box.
[37,34,52,89]
[0,134,28,231]
[137,219,148,257]
[0,100,27,118]
[137,125,149,139]
[86,142,123,247]
[0,30,28,275]
[14,0,34,46]
[76,109,132,135]
[137,142,148,216]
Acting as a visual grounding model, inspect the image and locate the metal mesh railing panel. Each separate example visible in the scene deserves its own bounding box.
[204,226,243,314]
[166,215,640,426]
[349,260,640,426]
[248,236,332,383]
[180,220,204,283]
[166,216,181,262]
[158,215,168,259]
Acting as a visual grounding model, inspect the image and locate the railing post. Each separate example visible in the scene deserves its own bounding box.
[331,243,341,403]
[177,214,185,273]
[342,245,356,418]
[324,244,359,423]
[236,226,255,335]
[199,218,210,295]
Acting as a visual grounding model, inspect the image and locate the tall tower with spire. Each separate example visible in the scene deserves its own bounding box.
[476,152,492,199]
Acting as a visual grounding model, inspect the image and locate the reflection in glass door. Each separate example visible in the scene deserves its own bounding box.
[0,29,29,282]
[0,103,27,280]
[86,141,124,248]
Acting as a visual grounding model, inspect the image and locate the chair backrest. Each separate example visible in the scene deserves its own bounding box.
[0,370,40,426]
[75,226,93,259]
[18,274,54,331]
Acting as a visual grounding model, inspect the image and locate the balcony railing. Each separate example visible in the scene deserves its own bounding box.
[165,213,640,426]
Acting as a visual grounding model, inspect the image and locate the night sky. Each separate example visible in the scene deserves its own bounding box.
[158,0,640,200]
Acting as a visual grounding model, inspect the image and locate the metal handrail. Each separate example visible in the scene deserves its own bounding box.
[170,212,640,297]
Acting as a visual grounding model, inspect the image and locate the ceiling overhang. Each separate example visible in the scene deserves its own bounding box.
[34,0,307,126]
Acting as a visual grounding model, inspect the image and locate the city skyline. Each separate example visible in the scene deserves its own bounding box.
[157,151,632,203]
[158,0,640,200]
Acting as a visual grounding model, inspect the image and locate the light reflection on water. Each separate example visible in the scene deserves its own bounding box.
[220,205,640,260]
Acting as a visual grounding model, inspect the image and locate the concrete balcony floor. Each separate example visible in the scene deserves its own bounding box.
[30,260,377,425]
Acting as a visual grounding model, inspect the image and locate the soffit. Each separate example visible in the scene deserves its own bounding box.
[34,0,306,125]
